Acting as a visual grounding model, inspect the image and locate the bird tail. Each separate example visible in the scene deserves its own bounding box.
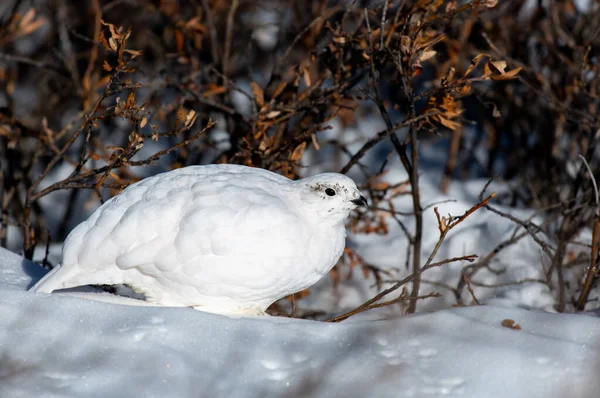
[29,263,67,293]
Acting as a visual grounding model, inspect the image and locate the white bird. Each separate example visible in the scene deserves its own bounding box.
[30,164,366,315]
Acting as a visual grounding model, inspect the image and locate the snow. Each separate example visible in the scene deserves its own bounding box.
[2,122,599,396]
[2,247,600,397]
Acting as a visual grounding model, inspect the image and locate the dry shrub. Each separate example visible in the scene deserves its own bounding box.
[1,0,598,316]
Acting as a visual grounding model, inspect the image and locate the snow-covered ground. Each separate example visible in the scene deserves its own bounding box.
[2,116,599,396]
[1,242,600,397]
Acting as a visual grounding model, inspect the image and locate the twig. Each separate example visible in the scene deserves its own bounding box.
[576,153,600,310]
[339,111,439,174]
[380,0,389,50]
[0,52,69,77]
[128,120,215,166]
[325,254,476,322]
[462,274,480,305]
[81,0,102,105]
[222,0,239,81]
[479,179,555,259]
[470,278,549,288]
[201,0,220,65]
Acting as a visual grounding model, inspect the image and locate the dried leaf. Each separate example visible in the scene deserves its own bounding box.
[202,84,226,97]
[501,319,521,330]
[464,53,490,78]
[492,104,501,118]
[96,30,112,51]
[442,67,455,85]
[125,91,136,109]
[482,62,493,78]
[140,117,148,128]
[460,82,471,95]
[290,142,306,162]
[303,67,312,87]
[311,133,320,151]
[446,1,458,12]
[102,60,113,72]
[272,81,288,99]
[88,151,102,161]
[490,67,522,80]
[419,50,437,62]
[400,36,411,54]
[437,115,461,130]
[265,110,281,119]
[108,37,119,52]
[20,8,36,27]
[258,137,269,152]
[175,30,184,53]
[123,49,142,58]
[17,9,45,37]
[412,65,423,78]
[490,60,507,74]
[184,109,197,129]
[251,82,265,107]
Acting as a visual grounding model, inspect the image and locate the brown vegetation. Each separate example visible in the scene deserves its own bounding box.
[0,0,598,318]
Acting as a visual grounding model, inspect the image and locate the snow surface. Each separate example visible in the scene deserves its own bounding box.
[2,247,600,397]
[3,115,599,396]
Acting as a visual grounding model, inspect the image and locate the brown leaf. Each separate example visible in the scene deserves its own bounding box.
[290,142,306,162]
[96,30,112,51]
[184,109,197,129]
[311,133,320,151]
[125,91,136,109]
[202,83,226,97]
[17,9,45,37]
[251,82,265,107]
[437,115,461,130]
[442,67,455,85]
[412,65,423,78]
[490,67,522,81]
[464,53,490,78]
[88,151,103,161]
[175,30,184,53]
[303,67,312,87]
[490,60,507,74]
[102,60,113,72]
[124,49,142,58]
[492,104,501,118]
[483,62,493,78]
[108,37,119,52]
[20,8,36,27]
[419,50,437,63]
[265,110,281,119]
[501,319,521,330]
[460,83,471,95]
[272,81,288,99]
[400,36,411,54]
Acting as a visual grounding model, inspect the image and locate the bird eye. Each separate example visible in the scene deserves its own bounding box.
[325,188,336,196]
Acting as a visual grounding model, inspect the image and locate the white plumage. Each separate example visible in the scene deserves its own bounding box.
[30,164,366,315]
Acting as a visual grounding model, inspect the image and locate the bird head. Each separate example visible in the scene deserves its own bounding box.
[294,172,367,226]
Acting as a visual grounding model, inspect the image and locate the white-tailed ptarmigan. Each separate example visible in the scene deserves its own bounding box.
[30,164,366,315]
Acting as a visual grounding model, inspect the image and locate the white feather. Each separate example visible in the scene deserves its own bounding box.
[29,164,365,314]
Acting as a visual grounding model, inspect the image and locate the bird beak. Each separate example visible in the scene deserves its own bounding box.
[351,195,368,207]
